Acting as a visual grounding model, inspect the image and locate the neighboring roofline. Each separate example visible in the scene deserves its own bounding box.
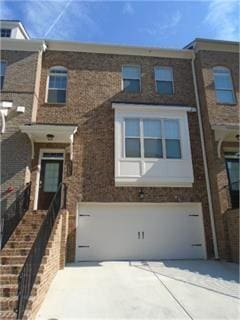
[0,20,30,39]
[184,38,239,53]
[1,37,193,59]
[43,39,193,59]
[1,38,46,52]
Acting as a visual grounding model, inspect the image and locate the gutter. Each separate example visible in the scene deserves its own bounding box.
[191,54,219,259]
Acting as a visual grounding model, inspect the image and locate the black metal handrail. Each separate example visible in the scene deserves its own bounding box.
[16,183,67,319]
[1,183,31,249]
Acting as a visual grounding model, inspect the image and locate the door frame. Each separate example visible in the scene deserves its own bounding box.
[33,148,65,210]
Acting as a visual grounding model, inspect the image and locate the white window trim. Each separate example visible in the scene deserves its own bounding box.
[121,64,141,92]
[33,148,65,211]
[45,66,68,104]
[154,66,174,94]
[213,66,236,104]
[123,118,182,160]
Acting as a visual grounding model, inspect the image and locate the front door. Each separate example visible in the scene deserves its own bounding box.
[38,159,63,210]
[225,157,239,209]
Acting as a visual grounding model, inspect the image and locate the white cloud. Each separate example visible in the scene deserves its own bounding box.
[0,0,100,41]
[122,2,134,15]
[205,0,239,40]
[141,11,182,37]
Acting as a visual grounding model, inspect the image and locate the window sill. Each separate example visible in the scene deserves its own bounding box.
[216,102,237,106]
[42,103,67,107]
[115,176,193,188]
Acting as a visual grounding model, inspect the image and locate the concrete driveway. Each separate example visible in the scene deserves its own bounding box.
[36,260,239,319]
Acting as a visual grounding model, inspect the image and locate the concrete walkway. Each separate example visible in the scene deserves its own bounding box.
[36,260,239,319]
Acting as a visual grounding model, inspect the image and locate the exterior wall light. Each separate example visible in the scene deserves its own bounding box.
[139,188,144,200]
[46,134,54,141]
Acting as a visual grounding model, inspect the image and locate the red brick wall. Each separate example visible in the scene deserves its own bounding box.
[26,209,68,319]
[34,51,213,261]
[194,50,239,261]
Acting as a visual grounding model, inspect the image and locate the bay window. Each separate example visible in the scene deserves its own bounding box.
[125,118,181,159]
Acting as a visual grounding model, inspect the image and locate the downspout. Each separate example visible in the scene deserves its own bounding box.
[191,53,219,259]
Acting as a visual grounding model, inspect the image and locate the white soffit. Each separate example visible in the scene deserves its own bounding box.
[20,124,77,143]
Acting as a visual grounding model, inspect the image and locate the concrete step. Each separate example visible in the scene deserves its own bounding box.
[6,241,34,249]
[0,265,23,275]
[0,275,18,285]
[1,248,29,256]
[0,297,18,311]
[1,284,38,297]
[9,234,37,242]
[1,256,27,265]
[0,310,17,320]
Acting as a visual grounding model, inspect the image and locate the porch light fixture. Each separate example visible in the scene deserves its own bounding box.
[46,134,54,141]
[139,188,144,200]
[235,134,240,141]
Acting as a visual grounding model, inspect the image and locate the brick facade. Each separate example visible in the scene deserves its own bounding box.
[34,51,213,261]
[194,48,239,261]
[1,50,41,218]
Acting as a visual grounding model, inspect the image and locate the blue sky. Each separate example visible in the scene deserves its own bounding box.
[1,0,239,48]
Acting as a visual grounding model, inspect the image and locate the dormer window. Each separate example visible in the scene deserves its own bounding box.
[1,29,11,38]
[213,66,235,104]
[47,66,67,104]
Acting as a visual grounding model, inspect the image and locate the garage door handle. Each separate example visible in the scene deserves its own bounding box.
[142,231,144,239]
[138,232,140,239]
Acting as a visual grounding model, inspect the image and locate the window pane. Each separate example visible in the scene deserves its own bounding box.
[164,120,180,139]
[216,90,235,104]
[144,139,162,158]
[44,163,59,192]
[156,81,173,94]
[48,89,66,103]
[0,75,4,89]
[226,160,239,190]
[214,74,232,90]
[123,79,140,92]
[49,75,67,89]
[125,138,141,157]
[143,120,161,137]
[166,140,181,159]
[125,119,140,137]
[123,66,140,79]
[0,62,6,76]
[155,67,172,81]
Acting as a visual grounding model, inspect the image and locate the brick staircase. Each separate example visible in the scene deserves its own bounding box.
[0,211,46,320]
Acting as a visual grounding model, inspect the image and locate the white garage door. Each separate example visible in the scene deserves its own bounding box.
[76,203,206,261]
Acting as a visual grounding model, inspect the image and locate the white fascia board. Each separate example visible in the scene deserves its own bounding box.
[112,103,196,113]
[20,125,78,137]
[46,40,193,59]
[1,39,46,52]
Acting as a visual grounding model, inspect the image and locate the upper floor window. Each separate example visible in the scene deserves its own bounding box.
[213,66,235,104]
[0,61,6,90]
[1,29,11,38]
[155,67,174,95]
[125,118,181,159]
[122,65,141,93]
[47,66,67,103]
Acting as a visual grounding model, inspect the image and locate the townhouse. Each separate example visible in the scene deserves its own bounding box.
[187,38,239,262]
[0,21,239,319]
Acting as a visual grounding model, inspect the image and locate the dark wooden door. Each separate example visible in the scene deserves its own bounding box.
[38,160,63,210]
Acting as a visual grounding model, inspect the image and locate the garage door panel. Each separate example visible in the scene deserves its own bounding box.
[76,203,206,261]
